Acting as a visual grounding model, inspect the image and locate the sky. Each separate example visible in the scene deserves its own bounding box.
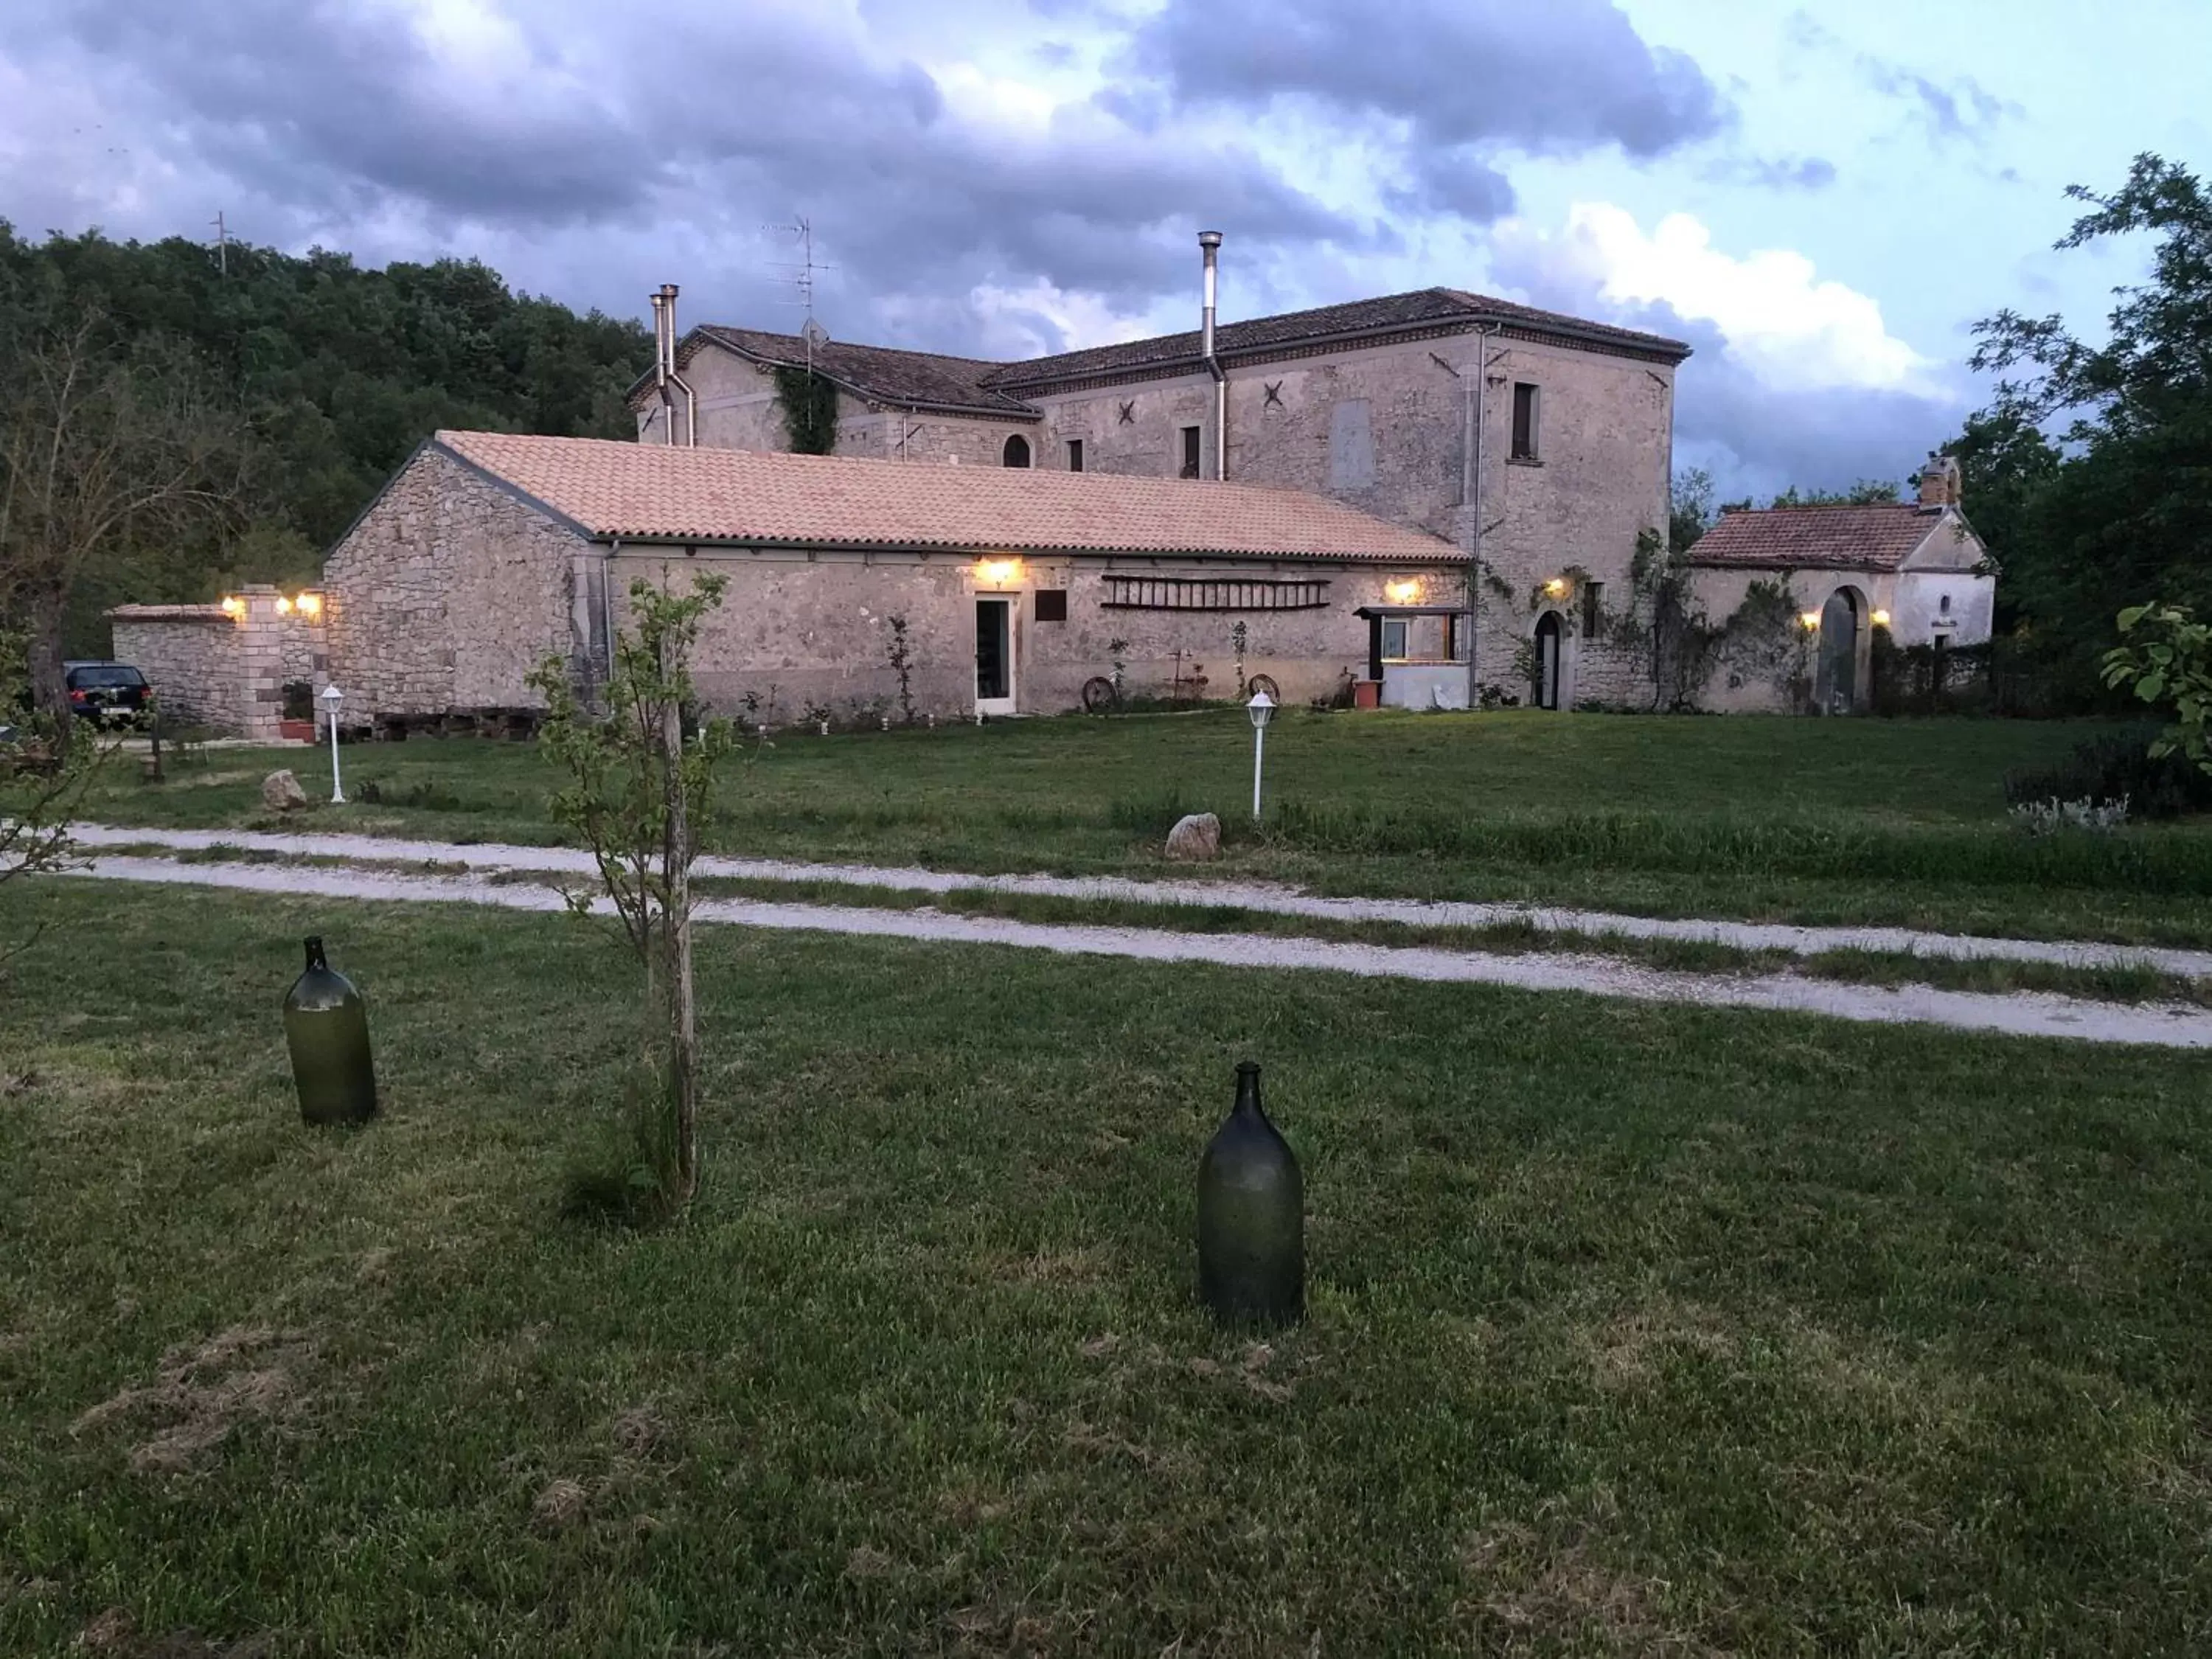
[1,0,2205,498]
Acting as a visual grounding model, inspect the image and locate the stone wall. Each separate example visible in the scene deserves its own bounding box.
[108,591,327,739]
[108,608,243,731]
[323,446,586,719]
[610,548,1461,721]
[640,346,1040,467]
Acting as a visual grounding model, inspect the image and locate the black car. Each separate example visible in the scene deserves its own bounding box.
[64,660,153,725]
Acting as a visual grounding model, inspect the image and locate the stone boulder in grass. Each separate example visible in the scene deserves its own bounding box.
[261,770,310,812]
[1165,813,1221,861]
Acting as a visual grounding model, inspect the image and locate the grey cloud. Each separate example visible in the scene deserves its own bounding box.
[1857,58,2018,145]
[1127,0,1729,186]
[1388,151,1518,224]
[1711,154,1837,191]
[0,0,1367,358]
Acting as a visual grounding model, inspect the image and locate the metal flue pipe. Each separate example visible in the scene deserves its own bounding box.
[654,282,698,447]
[1199,231,1226,480]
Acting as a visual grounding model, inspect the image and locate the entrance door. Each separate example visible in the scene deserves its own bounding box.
[975,597,1015,715]
[1534,612,1563,710]
[1816,590,1859,713]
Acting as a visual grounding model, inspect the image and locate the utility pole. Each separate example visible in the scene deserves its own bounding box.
[210,211,229,277]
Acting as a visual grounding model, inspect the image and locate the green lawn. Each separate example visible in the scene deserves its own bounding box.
[6,879,2212,1653]
[82,709,2212,943]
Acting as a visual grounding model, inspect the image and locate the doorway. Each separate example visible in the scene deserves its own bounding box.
[1815,588,1861,713]
[1534,611,1563,710]
[975,597,1015,715]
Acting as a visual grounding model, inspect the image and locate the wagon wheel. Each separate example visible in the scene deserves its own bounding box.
[1244,672,1281,703]
[1080,675,1119,713]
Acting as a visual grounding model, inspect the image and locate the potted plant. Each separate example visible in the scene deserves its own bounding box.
[278,681,316,742]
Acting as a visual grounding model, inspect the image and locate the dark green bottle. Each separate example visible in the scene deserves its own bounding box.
[284,936,378,1126]
[1197,1060,1304,1326]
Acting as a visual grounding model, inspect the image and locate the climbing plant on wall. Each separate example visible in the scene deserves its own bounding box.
[773,366,841,456]
[1607,527,1803,712]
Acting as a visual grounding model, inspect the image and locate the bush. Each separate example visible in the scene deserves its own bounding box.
[2002,726,2212,821]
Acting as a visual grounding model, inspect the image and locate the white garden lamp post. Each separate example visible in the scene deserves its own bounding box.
[1247,689,1275,819]
[320,683,347,804]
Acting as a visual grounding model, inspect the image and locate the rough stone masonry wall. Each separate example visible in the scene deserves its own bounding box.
[108,611,243,731]
[1024,332,1674,710]
[323,446,587,719]
[612,549,1460,722]
[642,346,1038,468]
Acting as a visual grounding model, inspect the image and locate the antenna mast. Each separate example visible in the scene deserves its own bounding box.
[210,210,229,277]
[764,215,835,372]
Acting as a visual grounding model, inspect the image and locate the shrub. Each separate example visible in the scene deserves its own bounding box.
[2009,797,2129,836]
[2002,727,2212,821]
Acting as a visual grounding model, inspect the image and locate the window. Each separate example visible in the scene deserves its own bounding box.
[1067,438,1083,473]
[1380,618,1411,661]
[1002,434,1031,468]
[1511,382,1540,462]
[1180,425,1202,479]
[1582,580,1604,637]
[1939,594,1952,614]
[1327,399,1375,489]
[1034,588,1068,624]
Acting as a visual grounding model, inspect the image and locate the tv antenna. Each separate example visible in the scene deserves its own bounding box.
[763,215,835,370]
[210,209,230,277]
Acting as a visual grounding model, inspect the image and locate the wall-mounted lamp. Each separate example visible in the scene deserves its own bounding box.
[296,592,324,619]
[1870,608,1892,628]
[973,557,1023,588]
[275,594,293,615]
[1543,577,1569,599]
[1798,611,1822,632]
[220,595,245,619]
[1385,577,1425,605]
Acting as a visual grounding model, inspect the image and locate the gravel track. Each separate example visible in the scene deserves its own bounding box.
[68,822,2212,977]
[60,852,2212,1051]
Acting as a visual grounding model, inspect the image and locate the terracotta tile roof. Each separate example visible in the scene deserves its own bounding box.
[434,431,1458,564]
[981,287,1691,389]
[644,286,1691,411]
[1683,504,1944,572]
[686,327,1036,417]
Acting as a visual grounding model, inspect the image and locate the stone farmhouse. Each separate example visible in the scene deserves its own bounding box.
[631,250,1692,714]
[1683,455,1996,714]
[109,236,1994,732]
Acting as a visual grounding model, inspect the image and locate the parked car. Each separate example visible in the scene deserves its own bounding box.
[63,660,154,726]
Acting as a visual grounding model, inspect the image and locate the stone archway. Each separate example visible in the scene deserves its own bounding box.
[1002,434,1032,468]
[1815,586,1865,714]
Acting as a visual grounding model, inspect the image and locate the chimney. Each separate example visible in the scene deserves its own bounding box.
[1918,450,1961,508]
[650,282,697,448]
[1198,230,1225,481]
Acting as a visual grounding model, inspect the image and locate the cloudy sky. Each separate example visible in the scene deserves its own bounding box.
[2,0,2206,495]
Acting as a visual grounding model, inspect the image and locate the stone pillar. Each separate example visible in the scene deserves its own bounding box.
[234,585,331,742]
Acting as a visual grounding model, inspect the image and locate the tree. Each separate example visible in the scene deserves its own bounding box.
[0,625,107,966]
[0,311,252,737]
[1670,466,1714,554]
[1963,153,2212,696]
[2103,603,2212,771]
[529,574,734,1221]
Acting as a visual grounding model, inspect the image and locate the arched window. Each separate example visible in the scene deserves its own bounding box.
[1002,435,1032,468]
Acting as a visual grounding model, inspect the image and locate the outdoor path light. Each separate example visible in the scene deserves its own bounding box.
[284,936,378,1126]
[1248,689,1275,819]
[320,683,346,803]
[1197,1060,1304,1326]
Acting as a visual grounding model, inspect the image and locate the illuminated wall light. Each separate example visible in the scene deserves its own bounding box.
[275,594,293,615]
[1384,577,1424,605]
[1543,577,1569,599]
[1798,611,1822,632]
[1871,608,1892,628]
[973,557,1022,587]
[220,595,245,619]
[296,592,324,619]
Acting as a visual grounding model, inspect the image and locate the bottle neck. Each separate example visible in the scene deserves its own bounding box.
[1234,1065,1263,1116]
[304,936,327,973]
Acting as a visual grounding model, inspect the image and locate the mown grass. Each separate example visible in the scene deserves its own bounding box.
[6,878,2212,1653]
[79,707,2212,943]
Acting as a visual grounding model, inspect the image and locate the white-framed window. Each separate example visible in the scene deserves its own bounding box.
[1381,617,1411,661]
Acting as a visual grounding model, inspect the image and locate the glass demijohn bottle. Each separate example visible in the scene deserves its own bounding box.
[1197,1060,1304,1326]
[283,936,378,1125]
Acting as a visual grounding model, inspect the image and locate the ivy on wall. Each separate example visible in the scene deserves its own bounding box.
[772,366,841,456]
[1597,527,1805,712]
